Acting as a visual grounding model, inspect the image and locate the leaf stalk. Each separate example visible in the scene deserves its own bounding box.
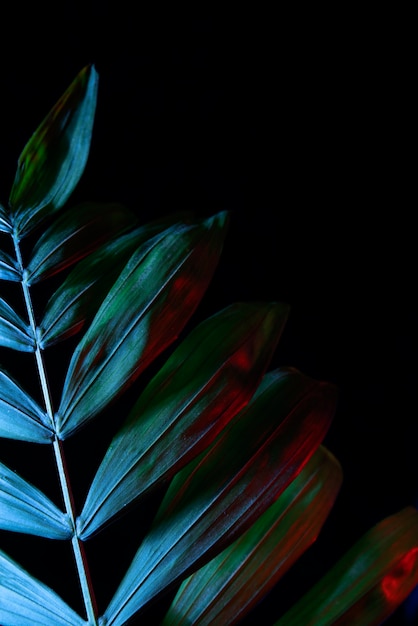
[12,229,98,625]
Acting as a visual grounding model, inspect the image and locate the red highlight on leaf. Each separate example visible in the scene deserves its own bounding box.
[382,547,418,603]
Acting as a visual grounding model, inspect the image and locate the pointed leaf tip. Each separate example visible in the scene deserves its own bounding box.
[57,212,229,437]
[276,507,418,626]
[9,64,99,237]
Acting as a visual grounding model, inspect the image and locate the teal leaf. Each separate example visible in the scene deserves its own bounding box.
[0,461,72,539]
[9,65,98,238]
[56,212,229,439]
[0,550,85,625]
[102,368,337,626]
[275,507,418,626]
[26,202,137,284]
[39,213,193,347]
[162,446,342,626]
[0,371,53,443]
[0,203,12,233]
[0,250,21,282]
[78,301,289,539]
[0,298,35,352]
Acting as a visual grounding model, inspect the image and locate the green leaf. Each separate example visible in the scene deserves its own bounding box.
[275,507,418,626]
[9,65,98,238]
[0,550,85,625]
[0,203,12,233]
[78,301,289,539]
[162,445,342,626]
[56,212,229,439]
[102,367,337,626]
[0,298,35,352]
[0,371,52,443]
[0,461,72,539]
[39,213,193,347]
[25,202,137,284]
[0,250,21,282]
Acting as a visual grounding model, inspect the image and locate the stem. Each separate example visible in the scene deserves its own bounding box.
[13,231,98,624]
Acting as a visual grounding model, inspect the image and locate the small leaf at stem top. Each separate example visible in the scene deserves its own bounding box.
[9,65,98,238]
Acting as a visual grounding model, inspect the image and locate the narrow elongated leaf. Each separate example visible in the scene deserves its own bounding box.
[0,550,85,626]
[39,213,194,347]
[0,371,52,443]
[78,301,289,539]
[56,212,229,439]
[0,298,35,352]
[9,65,98,238]
[26,202,137,284]
[0,461,72,539]
[0,250,21,282]
[0,203,12,233]
[162,445,342,626]
[275,507,418,626]
[102,368,337,626]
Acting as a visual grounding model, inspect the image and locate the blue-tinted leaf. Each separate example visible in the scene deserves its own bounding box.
[26,202,137,284]
[78,301,289,539]
[39,213,193,347]
[0,461,72,539]
[0,250,21,282]
[102,368,337,626]
[56,212,229,439]
[0,371,52,443]
[0,203,12,233]
[0,298,35,352]
[276,507,418,626]
[162,446,342,626]
[9,65,98,238]
[0,550,85,625]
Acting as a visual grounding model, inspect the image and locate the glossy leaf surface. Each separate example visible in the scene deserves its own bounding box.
[276,507,418,626]
[26,202,137,284]
[0,550,85,626]
[56,212,228,438]
[163,445,342,626]
[0,371,52,443]
[39,213,193,347]
[0,298,35,352]
[0,461,72,539]
[0,203,12,233]
[102,368,337,626]
[0,250,21,282]
[78,301,289,539]
[9,65,98,238]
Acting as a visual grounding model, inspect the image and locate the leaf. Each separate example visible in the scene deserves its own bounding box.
[78,301,290,539]
[102,367,337,626]
[162,446,342,626]
[0,371,53,443]
[9,65,98,238]
[25,202,137,284]
[0,203,12,233]
[275,507,418,626]
[0,298,35,352]
[39,213,194,347]
[56,211,229,439]
[0,250,21,282]
[0,550,85,625]
[0,461,72,539]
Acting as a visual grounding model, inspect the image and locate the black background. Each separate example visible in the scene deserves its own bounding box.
[0,5,416,625]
